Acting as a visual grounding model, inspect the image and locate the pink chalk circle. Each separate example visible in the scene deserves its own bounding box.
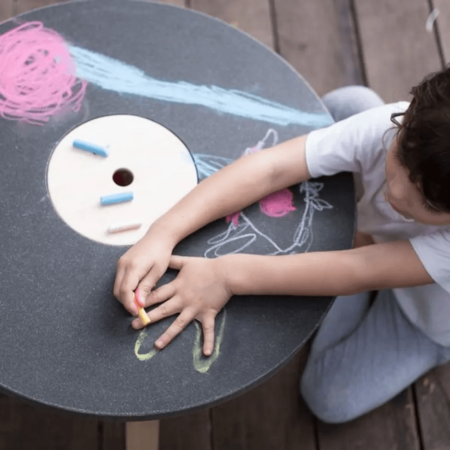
[260,189,296,218]
[0,21,87,125]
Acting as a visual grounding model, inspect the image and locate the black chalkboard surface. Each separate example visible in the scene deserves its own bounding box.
[0,1,355,419]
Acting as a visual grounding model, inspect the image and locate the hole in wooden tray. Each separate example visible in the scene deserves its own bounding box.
[113,168,134,187]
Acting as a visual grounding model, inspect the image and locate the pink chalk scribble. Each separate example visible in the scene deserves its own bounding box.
[226,185,296,225]
[260,189,296,217]
[225,129,295,225]
[0,21,87,125]
[226,211,241,226]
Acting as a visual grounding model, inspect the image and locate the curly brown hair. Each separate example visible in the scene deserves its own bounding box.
[397,66,450,213]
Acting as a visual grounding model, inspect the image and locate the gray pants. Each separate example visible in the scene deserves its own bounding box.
[300,87,450,424]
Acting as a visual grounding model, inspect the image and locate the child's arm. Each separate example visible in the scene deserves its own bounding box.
[222,240,433,296]
[114,135,310,314]
[134,240,433,355]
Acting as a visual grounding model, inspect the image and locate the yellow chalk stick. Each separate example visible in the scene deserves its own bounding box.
[134,289,150,326]
[138,307,150,326]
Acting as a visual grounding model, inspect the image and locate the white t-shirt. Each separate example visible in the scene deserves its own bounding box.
[305,102,450,346]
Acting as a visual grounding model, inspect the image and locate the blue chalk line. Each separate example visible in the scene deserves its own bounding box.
[69,45,333,128]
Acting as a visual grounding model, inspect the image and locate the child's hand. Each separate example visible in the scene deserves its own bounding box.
[132,255,232,356]
[114,233,174,316]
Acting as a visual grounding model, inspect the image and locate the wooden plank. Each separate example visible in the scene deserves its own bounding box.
[102,421,126,450]
[435,0,450,62]
[0,0,14,23]
[0,395,99,450]
[190,0,274,49]
[211,348,316,450]
[14,0,62,16]
[354,0,441,102]
[317,388,420,450]
[273,0,363,97]
[414,363,450,450]
[160,410,211,450]
[145,0,187,8]
[126,421,159,450]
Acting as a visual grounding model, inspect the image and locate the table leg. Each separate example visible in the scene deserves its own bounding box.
[126,420,159,450]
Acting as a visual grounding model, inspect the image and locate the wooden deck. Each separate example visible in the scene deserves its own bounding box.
[1,0,450,448]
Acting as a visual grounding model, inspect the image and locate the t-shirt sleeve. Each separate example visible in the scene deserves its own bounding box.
[410,231,450,294]
[304,102,407,179]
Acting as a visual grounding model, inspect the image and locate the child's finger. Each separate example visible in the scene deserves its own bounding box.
[120,270,140,315]
[131,311,150,329]
[201,314,216,356]
[168,255,186,270]
[143,282,176,307]
[113,266,125,300]
[135,265,163,304]
[131,298,180,330]
[147,296,182,324]
[134,288,146,307]
[154,310,193,349]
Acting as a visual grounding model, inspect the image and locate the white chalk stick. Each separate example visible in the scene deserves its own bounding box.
[107,222,142,234]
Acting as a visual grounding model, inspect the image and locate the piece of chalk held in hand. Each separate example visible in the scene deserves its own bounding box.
[100,192,134,206]
[73,139,108,157]
[135,289,150,326]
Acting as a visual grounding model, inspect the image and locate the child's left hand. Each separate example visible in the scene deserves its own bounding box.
[132,255,232,356]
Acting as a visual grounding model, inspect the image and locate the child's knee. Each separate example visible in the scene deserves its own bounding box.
[321,86,384,122]
[300,363,363,424]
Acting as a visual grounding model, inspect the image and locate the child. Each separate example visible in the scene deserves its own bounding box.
[114,66,450,423]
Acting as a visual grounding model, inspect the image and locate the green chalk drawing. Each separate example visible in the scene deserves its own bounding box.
[193,310,227,374]
[134,329,159,361]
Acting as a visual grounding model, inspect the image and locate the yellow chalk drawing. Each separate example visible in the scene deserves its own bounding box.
[133,310,227,373]
[193,310,227,374]
[134,329,159,361]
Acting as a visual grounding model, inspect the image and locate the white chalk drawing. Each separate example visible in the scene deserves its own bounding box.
[193,128,279,181]
[193,154,234,181]
[205,182,332,258]
[195,128,333,257]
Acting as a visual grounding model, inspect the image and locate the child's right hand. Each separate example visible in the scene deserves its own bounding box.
[113,232,175,316]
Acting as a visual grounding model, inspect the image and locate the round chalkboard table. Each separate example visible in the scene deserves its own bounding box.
[0,0,355,421]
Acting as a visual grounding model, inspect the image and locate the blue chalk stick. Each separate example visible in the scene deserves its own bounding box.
[100,192,134,206]
[73,139,109,157]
